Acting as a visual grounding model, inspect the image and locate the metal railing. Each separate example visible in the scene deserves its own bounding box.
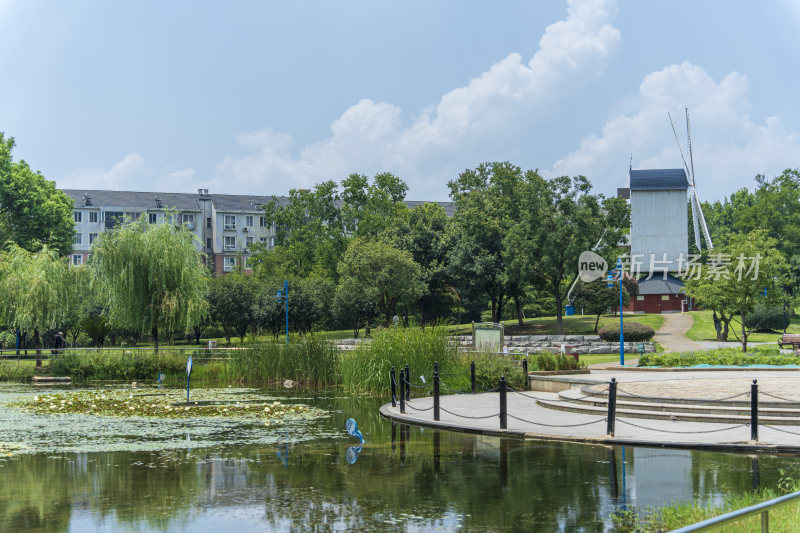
[670,490,800,532]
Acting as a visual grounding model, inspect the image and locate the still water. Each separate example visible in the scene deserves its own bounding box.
[0,385,797,532]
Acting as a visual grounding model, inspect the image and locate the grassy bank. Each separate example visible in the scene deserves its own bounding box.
[686,310,800,343]
[2,327,587,394]
[612,478,800,532]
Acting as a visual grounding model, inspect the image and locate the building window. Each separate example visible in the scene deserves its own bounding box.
[661,295,670,301]
[89,233,98,245]
[245,215,254,227]
[73,211,82,223]
[89,211,98,223]
[125,212,138,221]
[259,216,267,227]
[259,237,268,243]
[104,212,123,228]
[246,236,254,249]
[206,238,212,249]
[637,295,645,301]
[206,217,212,229]
[181,213,195,224]
[73,232,82,245]
[72,254,82,266]
[224,215,236,230]
[224,236,236,251]
[242,256,250,270]
[270,236,275,249]
[149,213,158,224]
[223,256,236,272]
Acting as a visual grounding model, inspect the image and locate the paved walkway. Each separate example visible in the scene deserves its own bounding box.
[382,368,800,452]
[653,313,703,353]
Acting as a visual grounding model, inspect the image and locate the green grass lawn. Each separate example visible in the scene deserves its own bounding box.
[685,310,800,343]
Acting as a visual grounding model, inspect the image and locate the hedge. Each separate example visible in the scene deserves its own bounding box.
[598,322,655,342]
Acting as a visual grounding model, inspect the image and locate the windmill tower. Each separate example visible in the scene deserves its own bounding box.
[669,108,713,251]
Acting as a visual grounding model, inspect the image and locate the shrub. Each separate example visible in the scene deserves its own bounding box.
[598,322,655,342]
[638,346,797,367]
[530,352,585,372]
[340,326,457,393]
[744,304,791,332]
[468,352,526,391]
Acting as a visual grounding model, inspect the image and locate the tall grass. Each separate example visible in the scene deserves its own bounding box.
[339,327,458,393]
[230,333,339,387]
[0,361,36,382]
[50,351,188,383]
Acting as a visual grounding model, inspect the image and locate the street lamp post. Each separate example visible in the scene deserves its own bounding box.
[607,258,625,366]
[276,280,289,345]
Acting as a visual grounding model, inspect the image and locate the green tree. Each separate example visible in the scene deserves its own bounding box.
[337,239,425,327]
[59,264,97,346]
[509,175,629,334]
[385,202,454,325]
[0,133,75,256]
[684,230,790,351]
[332,276,378,338]
[571,279,633,332]
[447,162,533,324]
[208,274,259,344]
[0,244,67,365]
[90,216,209,352]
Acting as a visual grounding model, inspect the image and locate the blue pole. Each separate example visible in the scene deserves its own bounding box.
[186,373,190,403]
[284,280,289,345]
[618,258,624,366]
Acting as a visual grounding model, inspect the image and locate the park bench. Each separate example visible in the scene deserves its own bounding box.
[777,334,800,351]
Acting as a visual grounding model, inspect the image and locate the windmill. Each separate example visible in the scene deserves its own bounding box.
[669,107,713,251]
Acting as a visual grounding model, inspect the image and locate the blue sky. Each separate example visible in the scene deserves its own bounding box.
[1,0,798,202]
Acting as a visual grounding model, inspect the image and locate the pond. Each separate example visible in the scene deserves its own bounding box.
[0,383,797,532]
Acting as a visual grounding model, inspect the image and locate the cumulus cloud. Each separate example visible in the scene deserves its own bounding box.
[551,61,800,200]
[59,152,146,190]
[215,0,621,199]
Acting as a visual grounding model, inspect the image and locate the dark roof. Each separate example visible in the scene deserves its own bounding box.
[61,188,456,216]
[629,169,688,191]
[637,274,685,295]
[62,189,203,210]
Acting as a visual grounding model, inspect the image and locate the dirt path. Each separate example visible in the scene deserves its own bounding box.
[653,313,703,353]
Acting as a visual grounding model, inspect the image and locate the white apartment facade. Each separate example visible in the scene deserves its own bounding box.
[63,188,284,275]
[63,188,456,275]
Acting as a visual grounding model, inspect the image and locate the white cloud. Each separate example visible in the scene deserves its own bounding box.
[215,0,621,199]
[551,61,800,201]
[58,152,146,190]
[169,168,196,180]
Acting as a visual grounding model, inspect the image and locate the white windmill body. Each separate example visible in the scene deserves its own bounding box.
[669,108,713,252]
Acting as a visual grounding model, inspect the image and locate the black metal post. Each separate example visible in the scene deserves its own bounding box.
[405,364,411,401]
[470,360,476,394]
[390,366,397,407]
[522,357,528,389]
[499,375,507,429]
[751,379,759,441]
[434,365,440,421]
[399,371,406,414]
[607,377,617,436]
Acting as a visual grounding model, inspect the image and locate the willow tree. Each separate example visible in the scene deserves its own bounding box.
[90,216,209,351]
[0,244,67,365]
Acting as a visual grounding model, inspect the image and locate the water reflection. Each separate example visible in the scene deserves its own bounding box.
[0,389,797,532]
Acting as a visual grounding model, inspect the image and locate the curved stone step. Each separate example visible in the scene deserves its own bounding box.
[536,398,800,425]
[556,389,800,418]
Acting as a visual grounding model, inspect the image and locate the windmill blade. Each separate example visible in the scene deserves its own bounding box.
[685,107,697,188]
[689,188,703,251]
[694,188,714,250]
[669,112,692,180]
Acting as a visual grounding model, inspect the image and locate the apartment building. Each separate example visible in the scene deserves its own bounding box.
[62,188,454,275]
[62,188,287,275]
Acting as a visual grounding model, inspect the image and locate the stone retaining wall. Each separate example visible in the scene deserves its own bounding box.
[455,335,655,355]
